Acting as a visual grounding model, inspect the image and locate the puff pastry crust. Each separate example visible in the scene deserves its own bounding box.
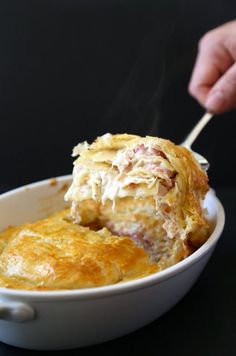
[0,210,158,290]
[65,133,210,265]
[0,133,210,291]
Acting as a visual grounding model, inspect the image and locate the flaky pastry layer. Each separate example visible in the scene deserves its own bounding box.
[65,133,209,252]
[0,210,158,290]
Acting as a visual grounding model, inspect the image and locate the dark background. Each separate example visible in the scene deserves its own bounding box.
[0,1,236,355]
[0,0,236,191]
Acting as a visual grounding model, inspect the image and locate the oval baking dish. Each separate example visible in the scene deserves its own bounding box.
[0,176,225,350]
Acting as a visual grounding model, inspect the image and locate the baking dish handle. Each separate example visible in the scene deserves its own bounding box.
[0,302,35,322]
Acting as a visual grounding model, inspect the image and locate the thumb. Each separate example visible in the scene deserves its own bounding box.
[205,63,236,114]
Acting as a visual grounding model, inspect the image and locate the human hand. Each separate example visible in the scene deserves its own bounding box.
[189,20,236,114]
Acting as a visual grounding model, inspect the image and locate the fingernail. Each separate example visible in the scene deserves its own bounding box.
[205,91,225,112]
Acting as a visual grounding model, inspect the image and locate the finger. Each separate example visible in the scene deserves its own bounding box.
[189,51,221,105]
[205,62,236,113]
[189,35,233,106]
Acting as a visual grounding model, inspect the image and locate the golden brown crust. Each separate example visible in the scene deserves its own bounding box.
[0,210,158,290]
[66,133,209,243]
[0,133,210,291]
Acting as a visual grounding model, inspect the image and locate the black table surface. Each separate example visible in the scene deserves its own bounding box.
[0,186,235,356]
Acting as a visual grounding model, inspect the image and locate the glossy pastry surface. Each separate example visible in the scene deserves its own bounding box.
[0,210,158,290]
[0,133,210,291]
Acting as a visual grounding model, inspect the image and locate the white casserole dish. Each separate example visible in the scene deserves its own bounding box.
[0,175,225,350]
